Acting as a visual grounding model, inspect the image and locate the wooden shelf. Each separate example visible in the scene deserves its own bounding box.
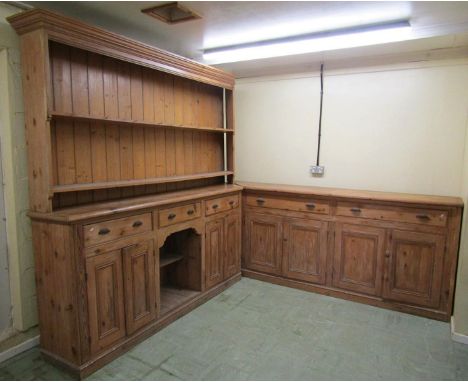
[52,171,233,193]
[49,111,235,134]
[160,253,184,268]
[160,286,200,317]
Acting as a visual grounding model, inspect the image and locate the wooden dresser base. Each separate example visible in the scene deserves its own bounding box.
[242,269,449,322]
[42,274,241,379]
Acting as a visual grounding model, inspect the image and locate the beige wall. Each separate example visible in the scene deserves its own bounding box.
[0,3,36,333]
[235,60,468,335]
[454,120,468,335]
[235,61,468,196]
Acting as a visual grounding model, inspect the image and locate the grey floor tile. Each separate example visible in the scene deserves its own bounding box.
[86,354,153,380]
[141,367,181,381]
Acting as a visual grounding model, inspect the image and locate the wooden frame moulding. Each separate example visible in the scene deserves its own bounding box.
[7,9,234,89]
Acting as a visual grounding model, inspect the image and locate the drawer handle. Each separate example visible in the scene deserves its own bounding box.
[98,228,110,235]
[187,210,195,215]
[350,207,361,213]
[229,200,235,206]
[256,198,265,204]
[416,214,431,220]
[306,203,316,209]
[132,220,143,228]
[168,213,176,220]
[212,204,219,209]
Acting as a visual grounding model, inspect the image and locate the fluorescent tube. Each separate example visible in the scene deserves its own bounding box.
[203,20,411,64]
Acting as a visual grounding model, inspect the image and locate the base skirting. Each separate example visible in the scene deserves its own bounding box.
[451,316,468,345]
[0,335,40,364]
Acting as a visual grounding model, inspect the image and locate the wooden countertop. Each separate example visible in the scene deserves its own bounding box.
[237,181,464,207]
[29,184,243,223]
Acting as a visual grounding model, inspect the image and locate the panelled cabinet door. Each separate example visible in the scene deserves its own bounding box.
[224,213,241,279]
[205,218,225,289]
[86,250,126,355]
[282,219,328,285]
[383,230,445,308]
[244,213,283,276]
[123,240,157,335]
[333,223,386,296]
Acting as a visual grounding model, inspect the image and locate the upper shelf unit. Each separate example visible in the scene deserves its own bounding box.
[8,9,236,213]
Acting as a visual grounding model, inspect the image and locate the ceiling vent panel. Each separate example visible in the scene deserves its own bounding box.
[142,2,201,24]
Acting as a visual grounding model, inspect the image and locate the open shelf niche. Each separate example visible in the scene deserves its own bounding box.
[159,228,202,316]
[47,40,235,210]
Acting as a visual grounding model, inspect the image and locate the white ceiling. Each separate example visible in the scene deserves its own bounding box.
[24,1,468,77]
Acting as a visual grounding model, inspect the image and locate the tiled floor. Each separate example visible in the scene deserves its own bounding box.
[1,277,468,380]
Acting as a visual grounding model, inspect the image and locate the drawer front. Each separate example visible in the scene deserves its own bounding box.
[336,202,447,227]
[205,194,239,216]
[84,213,152,247]
[245,195,329,215]
[159,202,201,227]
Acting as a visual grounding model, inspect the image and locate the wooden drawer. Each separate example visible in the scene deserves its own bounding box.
[205,194,239,216]
[159,202,201,227]
[84,213,152,247]
[245,195,329,215]
[336,202,448,227]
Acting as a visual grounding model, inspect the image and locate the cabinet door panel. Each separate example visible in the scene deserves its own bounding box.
[244,213,283,275]
[205,218,224,289]
[333,223,385,296]
[123,240,157,335]
[383,230,445,308]
[224,213,241,279]
[283,219,328,285]
[86,250,126,355]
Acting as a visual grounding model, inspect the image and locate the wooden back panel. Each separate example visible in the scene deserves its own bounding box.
[48,42,226,209]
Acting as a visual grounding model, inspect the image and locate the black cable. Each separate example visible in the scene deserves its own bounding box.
[316,63,324,166]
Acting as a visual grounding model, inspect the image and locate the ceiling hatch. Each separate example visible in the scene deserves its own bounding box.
[142,2,201,24]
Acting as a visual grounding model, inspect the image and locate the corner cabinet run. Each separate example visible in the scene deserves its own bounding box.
[241,182,463,322]
[8,8,240,379]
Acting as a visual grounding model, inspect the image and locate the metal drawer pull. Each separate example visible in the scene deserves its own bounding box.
[212,204,219,209]
[416,214,430,220]
[306,203,316,209]
[187,210,195,215]
[168,213,176,220]
[229,200,235,205]
[98,228,110,235]
[256,198,265,204]
[350,207,361,213]
[132,221,143,227]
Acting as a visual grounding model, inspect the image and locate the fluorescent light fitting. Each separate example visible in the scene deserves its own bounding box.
[203,20,411,64]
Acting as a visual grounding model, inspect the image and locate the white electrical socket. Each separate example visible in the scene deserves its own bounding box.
[310,165,325,176]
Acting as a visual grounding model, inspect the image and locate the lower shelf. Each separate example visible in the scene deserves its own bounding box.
[160,286,200,317]
[159,253,184,268]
